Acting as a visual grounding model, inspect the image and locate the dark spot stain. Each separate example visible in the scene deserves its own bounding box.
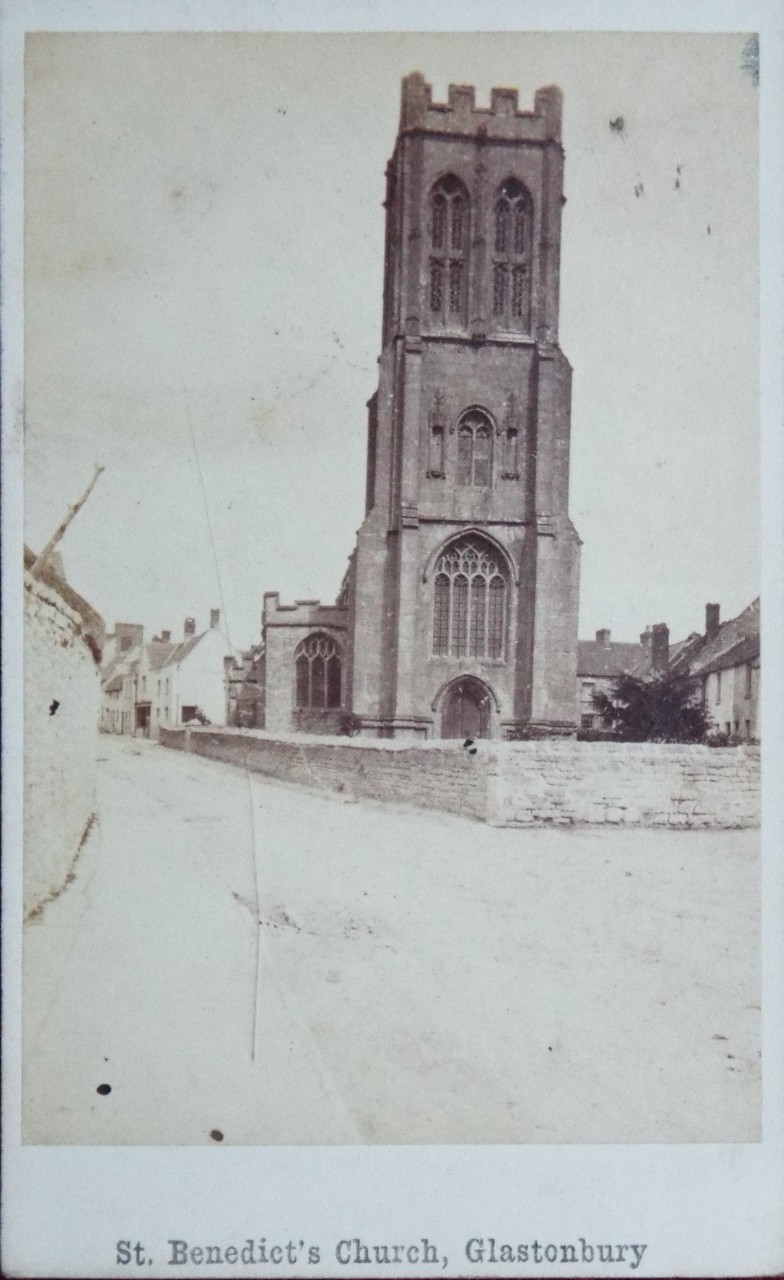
[49,699,60,716]
[634,183,644,199]
[609,116,624,134]
[96,1083,111,1096]
[548,1046,553,1052]
[712,1034,728,1040]
[707,224,711,235]
[210,1128,224,1142]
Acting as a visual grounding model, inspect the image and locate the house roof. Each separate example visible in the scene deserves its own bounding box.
[689,598,760,676]
[577,639,645,678]
[146,640,176,670]
[695,631,760,676]
[162,631,208,667]
[104,674,123,693]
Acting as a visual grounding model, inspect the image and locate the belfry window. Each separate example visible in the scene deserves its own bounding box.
[432,537,508,660]
[429,176,469,324]
[492,178,532,331]
[294,633,342,709]
[456,409,494,486]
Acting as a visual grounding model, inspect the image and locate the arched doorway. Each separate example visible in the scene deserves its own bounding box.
[440,676,492,739]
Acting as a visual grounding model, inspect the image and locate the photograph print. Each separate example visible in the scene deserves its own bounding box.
[20,30,760,1147]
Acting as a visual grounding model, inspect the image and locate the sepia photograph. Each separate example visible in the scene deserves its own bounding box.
[18,28,764,1154]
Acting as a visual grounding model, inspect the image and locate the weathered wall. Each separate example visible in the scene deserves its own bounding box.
[158,728,760,829]
[24,569,103,918]
[488,741,760,828]
[159,726,489,821]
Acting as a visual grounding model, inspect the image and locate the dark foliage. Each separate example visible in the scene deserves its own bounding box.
[593,671,712,743]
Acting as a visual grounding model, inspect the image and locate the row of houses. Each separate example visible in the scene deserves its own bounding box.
[101,596,760,742]
[578,598,760,740]
[100,612,230,737]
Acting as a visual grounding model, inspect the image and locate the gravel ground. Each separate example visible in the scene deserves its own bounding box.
[23,735,760,1145]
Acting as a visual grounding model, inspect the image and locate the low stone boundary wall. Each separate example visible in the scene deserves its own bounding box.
[488,741,760,828]
[159,725,488,821]
[158,726,760,829]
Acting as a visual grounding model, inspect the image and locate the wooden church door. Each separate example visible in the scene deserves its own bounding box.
[441,678,491,739]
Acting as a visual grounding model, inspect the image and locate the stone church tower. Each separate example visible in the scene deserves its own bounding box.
[342,73,580,739]
[262,73,580,740]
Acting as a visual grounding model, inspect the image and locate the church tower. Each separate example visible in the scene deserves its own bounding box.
[345,73,581,739]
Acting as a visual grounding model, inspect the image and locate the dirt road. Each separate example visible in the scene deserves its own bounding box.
[23,735,760,1144]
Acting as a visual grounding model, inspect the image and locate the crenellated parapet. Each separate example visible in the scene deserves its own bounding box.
[399,72,562,144]
[262,592,347,631]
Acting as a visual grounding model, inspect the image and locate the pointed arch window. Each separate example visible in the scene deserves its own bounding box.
[429,175,469,324]
[432,537,508,660]
[294,633,342,709]
[492,178,532,331]
[457,409,494,487]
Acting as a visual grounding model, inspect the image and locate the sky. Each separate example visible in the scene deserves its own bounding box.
[23,30,759,654]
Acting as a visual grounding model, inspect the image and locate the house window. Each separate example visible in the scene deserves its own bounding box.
[432,536,508,660]
[745,663,753,699]
[715,671,722,703]
[492,178,532,331]
[745,719,751,739]
[456,409,494,487]
[294,633,342,709]
[581,714,595,730]
[429,175,469,325]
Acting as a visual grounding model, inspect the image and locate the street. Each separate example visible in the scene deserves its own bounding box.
[23,735,760,1145]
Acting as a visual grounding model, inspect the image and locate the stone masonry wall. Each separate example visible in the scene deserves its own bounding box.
[24,571,102,918]
[159,726,489,821]
[487,741,760,828]
[158,727,760,829]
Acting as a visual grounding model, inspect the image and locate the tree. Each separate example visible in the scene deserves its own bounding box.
[593,670,712,743]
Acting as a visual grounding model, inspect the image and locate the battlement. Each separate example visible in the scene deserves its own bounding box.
[399,72,562,143]
[262,592,348,630]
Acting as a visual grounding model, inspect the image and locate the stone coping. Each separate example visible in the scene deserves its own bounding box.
[171,725,760,759]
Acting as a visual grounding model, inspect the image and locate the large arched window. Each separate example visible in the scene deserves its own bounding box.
[457,408,494,487]
[429,175,469,324]
[294,633,342,709]
[492,178,532,331]
[432,536,508,660]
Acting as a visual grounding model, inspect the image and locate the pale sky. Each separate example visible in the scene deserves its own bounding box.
[24,31,759,653]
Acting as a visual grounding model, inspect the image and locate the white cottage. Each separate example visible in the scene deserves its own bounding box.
[150,610,229,735]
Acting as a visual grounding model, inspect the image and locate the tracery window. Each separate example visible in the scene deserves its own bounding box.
[429,175,469,324]
[492,178,532,331]
[432,537,508,660]
[456,409,494,487]
[294,633,342,709]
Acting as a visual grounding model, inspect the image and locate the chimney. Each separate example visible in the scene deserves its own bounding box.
[596,628,611,647]
[639,626,652,664]
[210,608,220,629]
[705,602,720,641]
[161,629,171,644]
[184,617,196,638]
[651,623,670,674]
